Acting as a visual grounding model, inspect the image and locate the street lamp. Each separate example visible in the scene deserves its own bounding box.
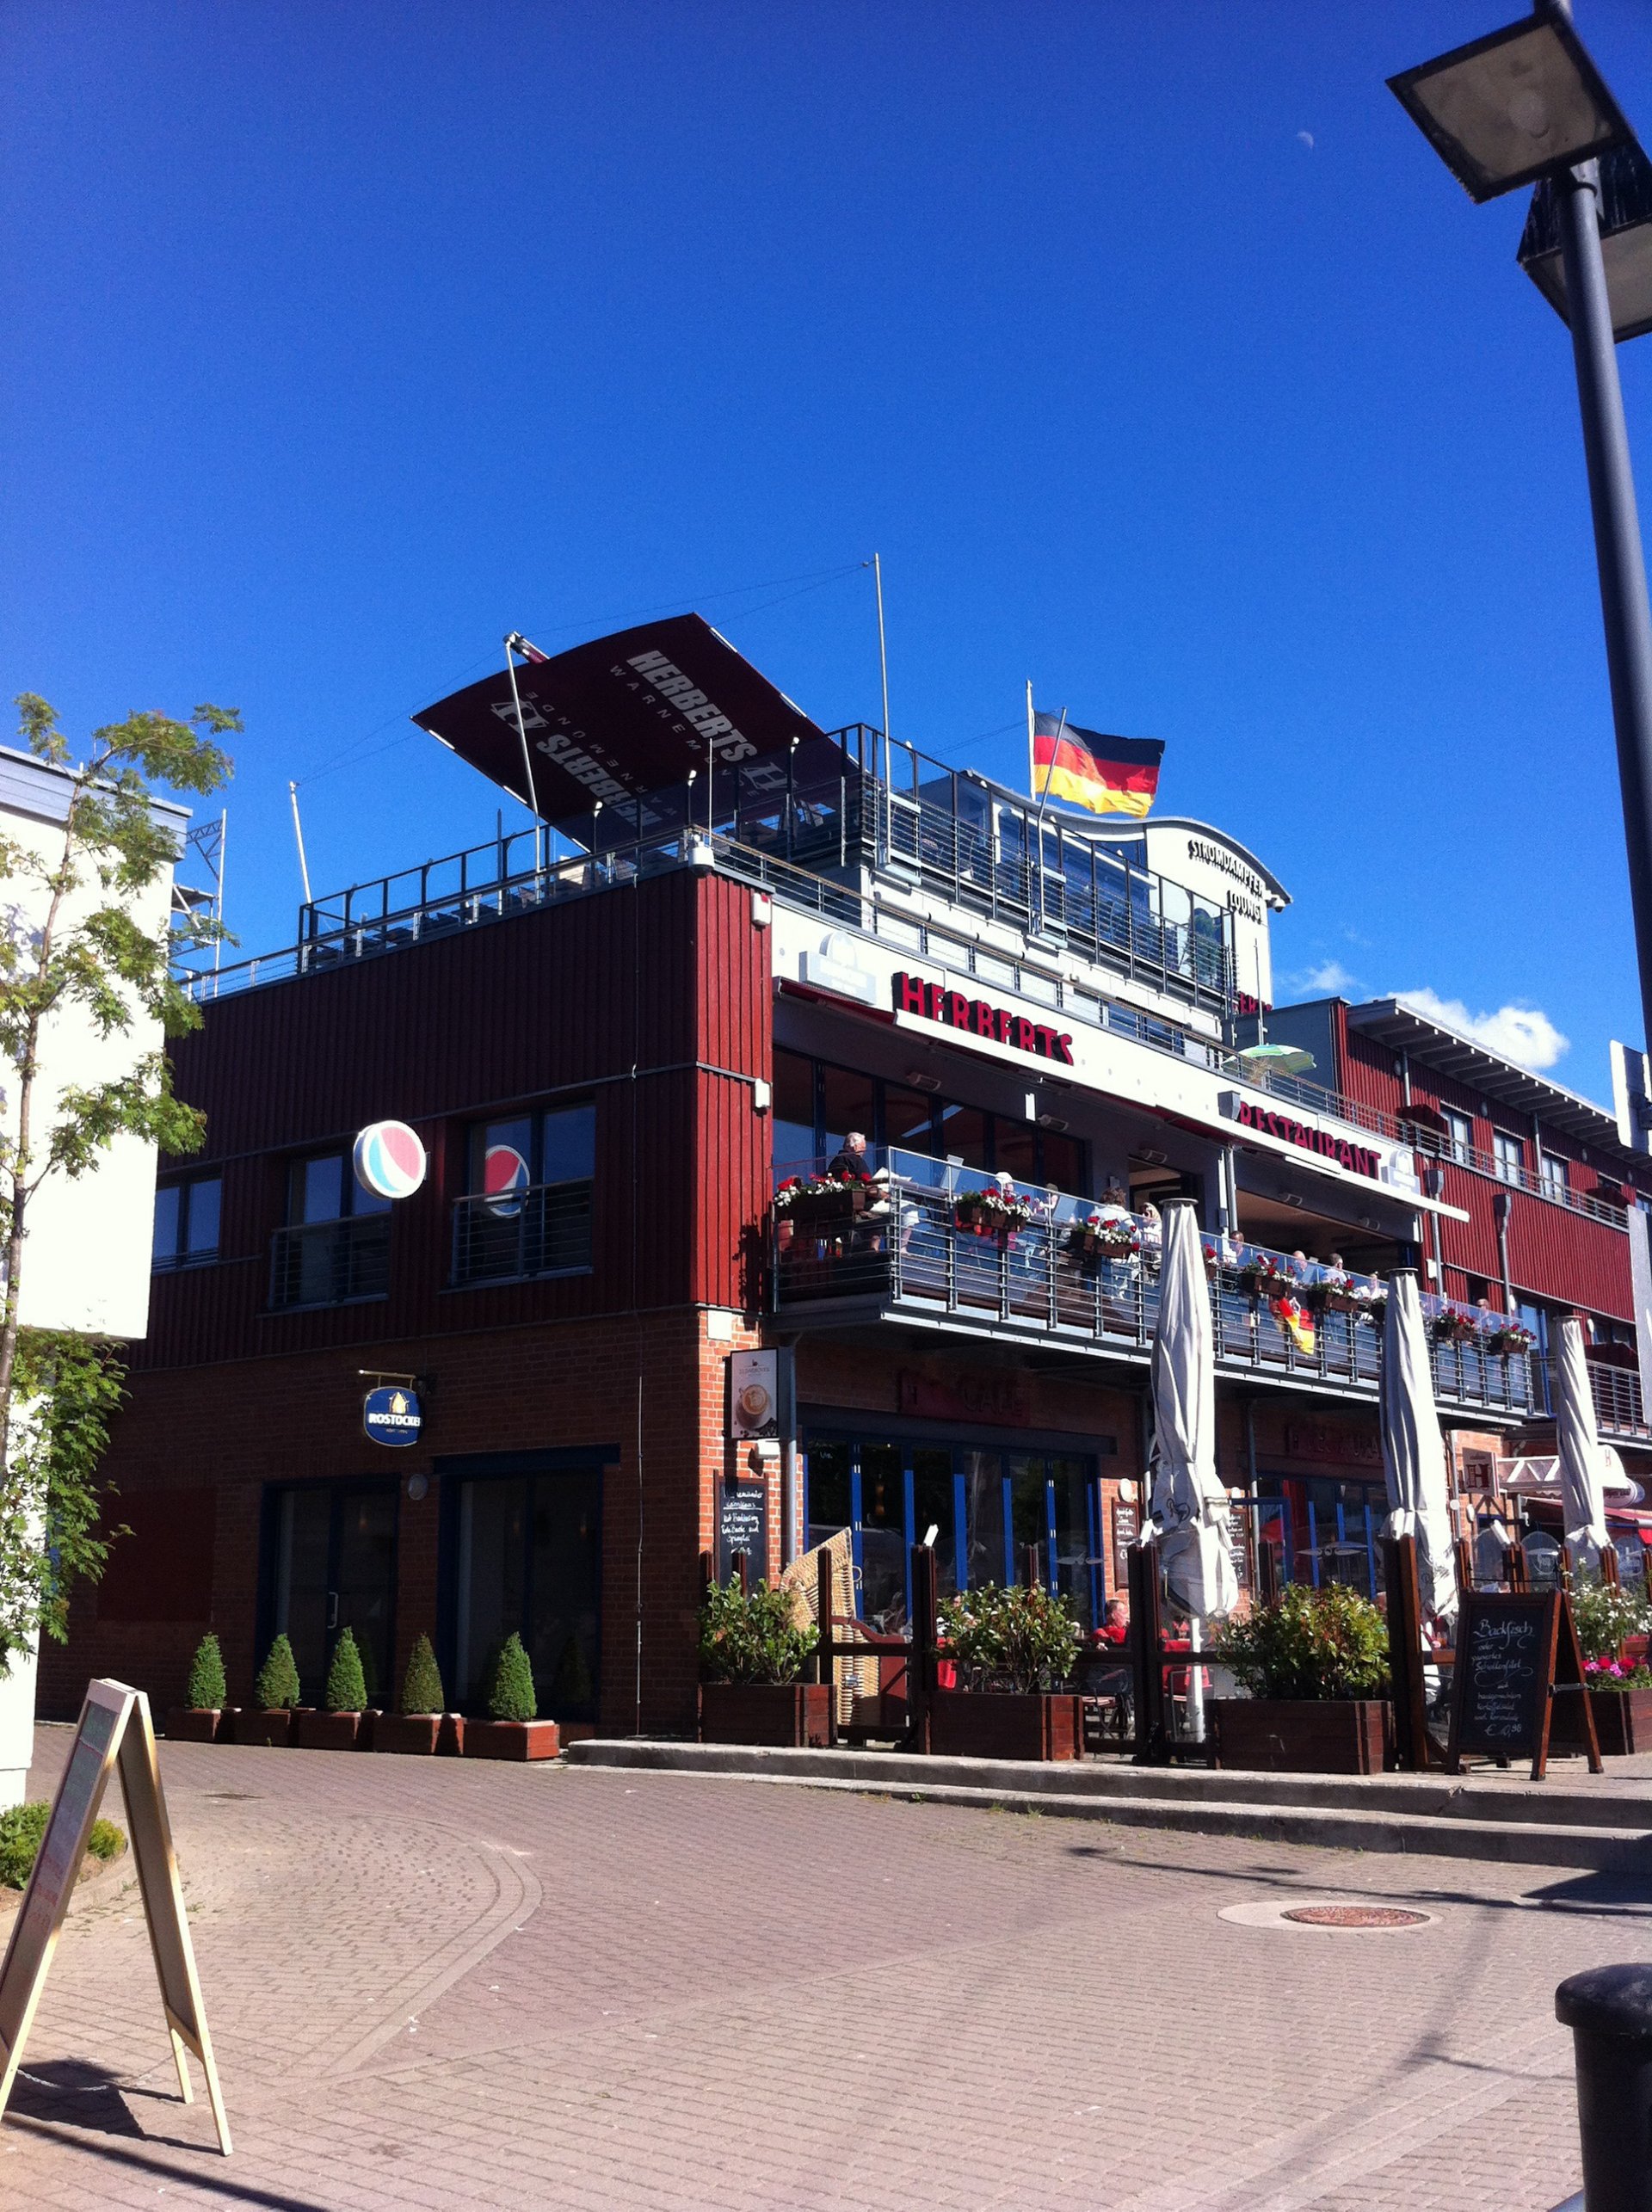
[1390,4,1652,1057]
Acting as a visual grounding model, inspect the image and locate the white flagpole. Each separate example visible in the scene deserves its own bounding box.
[287,781,312,907]
[874,552,891,863]
[502,636,545,875]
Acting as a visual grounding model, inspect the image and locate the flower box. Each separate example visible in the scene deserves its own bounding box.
[1239,1265,1299,1302]
[1209,1697,1388,1775]
[165,1707,223,1744]
[228,1707,294,1748]
[1486,1327,1538,1358]
[1432,1312,1481,1346]
[700,1681,833,1747]
[374,1712,466,1756]
[464,1718,561,1761]
[294,1710,363,1752]
[1587,1686,1652,1756]
[928,1690,1085,1762]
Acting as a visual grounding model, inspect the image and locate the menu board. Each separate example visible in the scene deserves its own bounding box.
[1112,1499,1140,1590]
[1446,1590,1600,1780]
[718,1480,768,1585]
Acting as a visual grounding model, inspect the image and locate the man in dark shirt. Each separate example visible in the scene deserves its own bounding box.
[829,1131,874,1182]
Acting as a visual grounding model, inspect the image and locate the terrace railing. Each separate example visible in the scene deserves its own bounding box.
[451,1181,594,1285]
[772,1151,1536,1420]
[268,1215,391,1311]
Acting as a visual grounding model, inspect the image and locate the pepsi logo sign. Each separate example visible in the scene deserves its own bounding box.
[482,1143,529,1218]
[353,1120,427,1201]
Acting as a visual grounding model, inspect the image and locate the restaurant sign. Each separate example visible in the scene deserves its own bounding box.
[892,973,1075,1065]
[364,1387,422,1448]
[1221,1094,1382,1180]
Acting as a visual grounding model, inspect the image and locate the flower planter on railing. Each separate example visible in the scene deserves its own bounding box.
[953,1191,1039,1240]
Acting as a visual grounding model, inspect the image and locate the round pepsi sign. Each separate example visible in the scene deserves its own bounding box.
[364,1386,422,1448]
[353,1120,427,1201]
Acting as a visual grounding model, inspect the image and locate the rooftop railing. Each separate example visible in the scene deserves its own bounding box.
[772,1151,1536,1420]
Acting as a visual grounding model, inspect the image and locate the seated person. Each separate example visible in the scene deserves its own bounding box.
[1097,1596,1130,1646]
[828,1131,876,1183]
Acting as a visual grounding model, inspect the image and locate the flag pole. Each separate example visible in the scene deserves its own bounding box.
[874,552,891,866]
[502,634,546,876]
[1031,705,1066,933]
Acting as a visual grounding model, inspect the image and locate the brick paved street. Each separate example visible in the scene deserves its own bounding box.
[3,1723,1643,2210]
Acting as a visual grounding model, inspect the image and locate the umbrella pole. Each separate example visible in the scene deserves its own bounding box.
[1187,1615,1205,1743]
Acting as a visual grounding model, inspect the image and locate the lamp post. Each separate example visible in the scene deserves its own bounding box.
[1390,3,1652,1053]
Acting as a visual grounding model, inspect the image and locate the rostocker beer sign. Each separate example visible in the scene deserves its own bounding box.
[892,973,1075,1065]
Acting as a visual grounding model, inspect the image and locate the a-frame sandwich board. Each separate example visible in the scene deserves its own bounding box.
[0,1678,230,2153]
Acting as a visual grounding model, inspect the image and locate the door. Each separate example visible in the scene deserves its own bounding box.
[453,1465,602,1721]
[267,1482,398,1707]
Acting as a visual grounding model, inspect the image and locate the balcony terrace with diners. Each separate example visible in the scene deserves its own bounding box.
[772,1149,1545,1423]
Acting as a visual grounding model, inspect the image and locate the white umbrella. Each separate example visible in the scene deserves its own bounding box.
[1143,1199,1238,1636]
[1554,1313,1610,1556]
[1379,1272,1457,1621]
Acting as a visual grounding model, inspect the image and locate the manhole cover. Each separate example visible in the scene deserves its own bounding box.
[1282,1905,1430,1930]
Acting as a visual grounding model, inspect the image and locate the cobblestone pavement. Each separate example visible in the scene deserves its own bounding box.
[2,1724,1641,2210]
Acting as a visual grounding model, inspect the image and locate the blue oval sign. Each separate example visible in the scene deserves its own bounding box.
[364,1386,422,1448]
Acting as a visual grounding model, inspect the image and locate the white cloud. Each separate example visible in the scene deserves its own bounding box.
[1394,988,1569,1072]
[1280,958,1357,997]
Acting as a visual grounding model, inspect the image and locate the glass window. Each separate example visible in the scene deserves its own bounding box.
[859,1443,907,1631]
[1441,1108,1472,1163]
[995,1122,1039,1186]
[474,1116,533,1209]
[184,1176,221,1255]
[909,1449,957,1601]
[962,1449,1007,1587]
[937,1102,989,1169]
[821,1064,877,1159]
[1494,1131,1525,1185]
[773,1050,816,1173]
[541,1103,595,1186]
[883,1084,936,1161]
[295,1153,344,1223]
[1541,1153,1569,1199]
[804,1441,852,1556]
[151,1184,181,1266]
[1039,1131,1083,1194]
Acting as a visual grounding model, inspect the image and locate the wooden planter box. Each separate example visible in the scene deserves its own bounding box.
[928,1690,1085,1762]
[700,1681,833,1748]
[1587,1686,1652,1755]
[464,1718,561,1762]
[373,1712,466,1756]
[165,1707,223,1744]
[229,1707,293,1748]
[294,1710,364,1752]
[1209,1697,1388,1775]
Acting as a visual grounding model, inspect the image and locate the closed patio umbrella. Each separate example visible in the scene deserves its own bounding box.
[1379,1271,1457,1622]
[1143,1198,1238,1644]
[1554,1313,1610,1559]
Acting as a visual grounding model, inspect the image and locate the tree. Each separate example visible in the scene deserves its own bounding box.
[324,1628,367,1714]
[399,1633,445,1716]
[0,695,235,1667]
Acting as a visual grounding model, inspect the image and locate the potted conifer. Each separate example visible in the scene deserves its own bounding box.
[375,1635,465,1756]
[699,1581,827,1746]
[167,1633,228,1743]
[231,1634,300,1747]
[296,1628,369,1751]
[1209,1584,1391,1773]
[465,1633,561,1760]
[929,1584,1085,1759]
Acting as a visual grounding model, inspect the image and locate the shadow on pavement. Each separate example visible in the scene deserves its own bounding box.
[8,2111,334,2210]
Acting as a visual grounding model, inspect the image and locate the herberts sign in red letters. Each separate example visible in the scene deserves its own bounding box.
[892,973,1075,1065]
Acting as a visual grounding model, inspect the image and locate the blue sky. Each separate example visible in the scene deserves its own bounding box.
[4,1,1650,1101]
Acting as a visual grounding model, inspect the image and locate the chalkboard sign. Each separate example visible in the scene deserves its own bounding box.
[1446,1589,1601,1781]
[717,1478,768,1585]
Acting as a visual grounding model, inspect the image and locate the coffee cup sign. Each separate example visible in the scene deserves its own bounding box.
[729,1351,780,1440]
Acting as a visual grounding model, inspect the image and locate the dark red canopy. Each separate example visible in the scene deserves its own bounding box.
[411,613,827,825]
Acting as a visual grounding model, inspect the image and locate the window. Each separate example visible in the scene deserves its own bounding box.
[1540,1153,1569,1200]
[772,1049,816,1173]
[270,1150,391,1309]
[152,1174,221,1270]
[454,1102,596,1283]
[1493,1131,1525,1185]
[1441,1108,1472,1164]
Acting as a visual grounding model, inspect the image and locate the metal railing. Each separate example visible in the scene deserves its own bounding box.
[1409,1134,1629,1229]
[1527,1353,1650,1439]
[451,1182,594,1285]
[773,1152,1536,1419]
[268,1215,391,1309]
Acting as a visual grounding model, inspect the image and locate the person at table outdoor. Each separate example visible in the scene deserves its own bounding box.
[1100,1174,1129,1210]
[1098,1597,1130,1646]
[1140,1201,1162,1259]
[1323,1252,1349,1287]
[829,1131,875,1181]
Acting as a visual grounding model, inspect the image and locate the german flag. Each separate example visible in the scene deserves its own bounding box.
[1032,712,1163,820]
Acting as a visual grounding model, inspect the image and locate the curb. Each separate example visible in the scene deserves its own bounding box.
[0,1841,135,1924]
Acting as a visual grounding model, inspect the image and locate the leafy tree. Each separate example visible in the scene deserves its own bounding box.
[0,695,234,1666]
[324,1627,367,1714]
[186,1631,227,1710]
[486,1631,538,1722]
[399,1633,444,1716]
[253,1634,301,1711]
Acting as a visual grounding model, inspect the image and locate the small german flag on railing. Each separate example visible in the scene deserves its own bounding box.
[1032,707,1164,819]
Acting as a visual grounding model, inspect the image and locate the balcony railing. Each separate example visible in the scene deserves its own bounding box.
[451,1182,594,1285]
[1526,1353,1651,1441]
[773,1152,1535,1420]
[269,1215,391,1310]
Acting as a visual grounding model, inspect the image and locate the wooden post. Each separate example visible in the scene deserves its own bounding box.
[816,1545,835,1740]
[732,1548,749,1597]
[1602,1544,1622,1589]
[1127,1537,1168,1764]
[909,1542,938,1755]
[1257,1528,1280,1605]
[1383,1531,1431,1773]
[1454,1534,1476,1603]
[1024,1543,1040,1591]
[1508,1542,1529,1592]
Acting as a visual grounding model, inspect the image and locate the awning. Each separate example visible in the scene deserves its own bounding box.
[1395,1100,1449,1135]
[413,615,830,829]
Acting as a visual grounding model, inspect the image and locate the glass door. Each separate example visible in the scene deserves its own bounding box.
[268,1482,398,1706]
[454,1466,602,1722]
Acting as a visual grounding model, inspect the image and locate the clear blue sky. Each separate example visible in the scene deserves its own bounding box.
[4,2,1650,1102]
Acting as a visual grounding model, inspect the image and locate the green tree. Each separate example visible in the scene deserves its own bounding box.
[0,694,235,1665]
[253,1634,301,1711]
[324,1628,367,1714]
[486,1632,538,1722]
[186,1631,227,1710]
[399,1633,444,1716]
